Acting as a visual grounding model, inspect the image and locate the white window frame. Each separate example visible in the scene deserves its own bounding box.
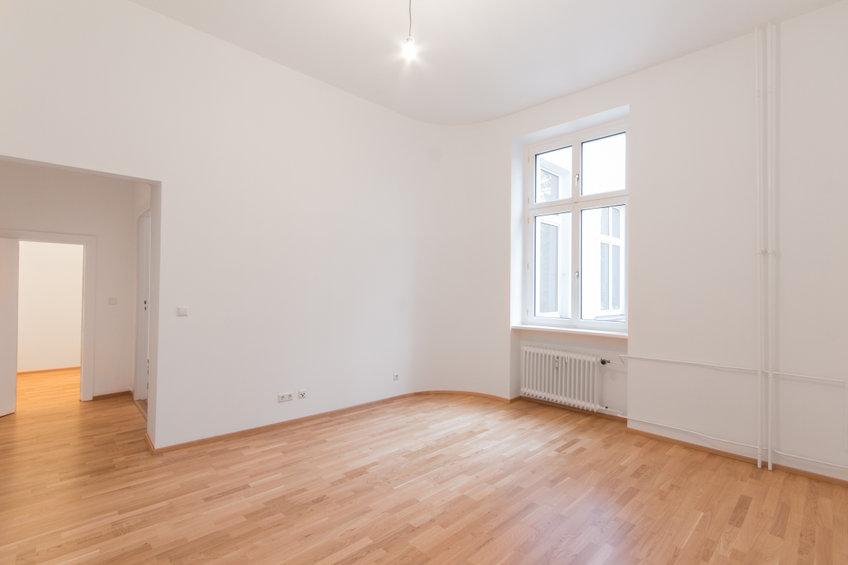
[522,121,629,333]
[597,207,624,318]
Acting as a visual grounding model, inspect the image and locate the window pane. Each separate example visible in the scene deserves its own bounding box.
[535,146,572,202]
[581,205,625,322]
[582,133,626,196]
[600,243,610,311]
[535,212,571,318]
[539,223,558,313]
[612,245,621,309]
[611,206,621,237]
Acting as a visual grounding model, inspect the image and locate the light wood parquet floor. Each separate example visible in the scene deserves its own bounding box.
[1,369,846,563]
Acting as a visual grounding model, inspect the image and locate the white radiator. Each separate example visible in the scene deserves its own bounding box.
[521,346,602,412]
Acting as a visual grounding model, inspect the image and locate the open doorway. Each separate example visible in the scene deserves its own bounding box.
[0,157,160,439]
[15,241,84,406]
[0,231,96,416]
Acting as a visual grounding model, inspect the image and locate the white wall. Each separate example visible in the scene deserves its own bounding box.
[0,0,440,447]
[0,161,140,395]
[17,241,84,372]
[432,2,848,479]
[774,1,848,475]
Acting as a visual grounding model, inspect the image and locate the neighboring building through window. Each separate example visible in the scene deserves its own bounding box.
[524,126,627,332]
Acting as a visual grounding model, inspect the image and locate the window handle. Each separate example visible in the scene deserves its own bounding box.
[575,271,580,279]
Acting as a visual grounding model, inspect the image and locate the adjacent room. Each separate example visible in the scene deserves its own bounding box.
[16,241,84,408]
[0,0,846,562]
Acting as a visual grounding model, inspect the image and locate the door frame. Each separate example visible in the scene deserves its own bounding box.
[0,228,97,402]
[134,211,151,400]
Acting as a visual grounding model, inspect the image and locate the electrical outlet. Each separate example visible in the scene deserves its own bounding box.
[297,389,307,399]
[277,392,293,403]
[393,373,399,382]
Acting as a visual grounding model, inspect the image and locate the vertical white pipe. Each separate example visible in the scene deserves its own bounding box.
[765,22,780,472]
[754,26,766,469]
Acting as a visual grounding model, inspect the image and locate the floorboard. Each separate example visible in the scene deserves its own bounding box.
[1,369,845,563]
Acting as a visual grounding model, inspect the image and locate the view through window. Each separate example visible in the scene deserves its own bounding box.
[526,128,627,330]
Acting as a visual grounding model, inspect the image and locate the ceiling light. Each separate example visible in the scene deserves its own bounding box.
[401,36,417,62]
[400,0,417,62]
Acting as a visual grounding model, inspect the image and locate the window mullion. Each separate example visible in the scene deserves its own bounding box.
[572,144,582,321]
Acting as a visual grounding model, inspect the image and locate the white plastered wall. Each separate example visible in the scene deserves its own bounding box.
[17,241,84,372]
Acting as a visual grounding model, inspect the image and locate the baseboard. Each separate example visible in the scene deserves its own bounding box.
[772,452,848,485]
[144,431,156,453]
[17,366,81,376]
[626,421,758,466]
[93,390,133,400]
[145,390,512,454]
[627,419,848,486]
[133,399,148,420]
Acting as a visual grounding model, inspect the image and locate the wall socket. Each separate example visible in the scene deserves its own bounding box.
[297,390,308,399]
[277,392,294,403]
[393,373,399,382]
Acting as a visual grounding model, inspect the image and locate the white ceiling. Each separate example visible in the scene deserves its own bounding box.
[131,0,835,124]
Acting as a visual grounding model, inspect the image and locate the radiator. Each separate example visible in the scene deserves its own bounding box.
[521,346,601,412]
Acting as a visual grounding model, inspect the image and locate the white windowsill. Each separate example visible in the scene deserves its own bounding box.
[511,324,629,339]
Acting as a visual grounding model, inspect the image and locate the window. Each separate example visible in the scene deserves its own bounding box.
[524,126,627,332]
[535,146,572,202]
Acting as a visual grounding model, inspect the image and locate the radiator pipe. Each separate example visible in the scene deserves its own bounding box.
[755,25,766,470]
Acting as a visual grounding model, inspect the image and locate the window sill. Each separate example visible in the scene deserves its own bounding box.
[511,324,628,339]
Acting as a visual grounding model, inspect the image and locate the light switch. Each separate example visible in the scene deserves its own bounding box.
[176,306,189,317]
[108,297,118,306]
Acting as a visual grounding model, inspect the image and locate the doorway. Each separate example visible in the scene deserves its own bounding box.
[0,232,96,417]
[16,241,84,403]
[0,157,161,442]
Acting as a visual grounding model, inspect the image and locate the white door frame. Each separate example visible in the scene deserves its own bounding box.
[134,211,151,400]
[0,228,97,402]
[0,238,18,416]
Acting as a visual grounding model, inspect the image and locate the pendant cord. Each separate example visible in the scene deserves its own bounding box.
[408,0,413,38]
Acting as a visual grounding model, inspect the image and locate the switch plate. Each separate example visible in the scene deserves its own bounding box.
[176,306,189,317]
[278,392,293,403]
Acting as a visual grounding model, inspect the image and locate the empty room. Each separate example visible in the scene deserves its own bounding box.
[0,0,846,562]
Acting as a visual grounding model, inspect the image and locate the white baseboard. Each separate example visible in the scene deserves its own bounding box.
[628,418,848,482]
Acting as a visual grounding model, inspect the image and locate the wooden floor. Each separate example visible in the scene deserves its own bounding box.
[1,370,846,563]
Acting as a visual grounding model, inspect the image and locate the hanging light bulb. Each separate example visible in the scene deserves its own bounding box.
[401,36,418,62]
[400,0,418,62]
